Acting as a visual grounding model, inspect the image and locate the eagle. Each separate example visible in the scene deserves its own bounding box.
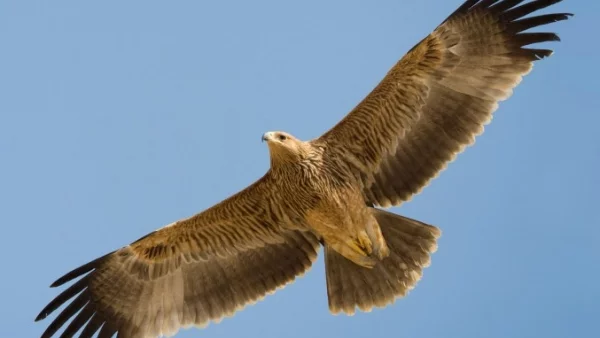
[36,0,571,337]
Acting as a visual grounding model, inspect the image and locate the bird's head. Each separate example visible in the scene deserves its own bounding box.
[262,131,309,166]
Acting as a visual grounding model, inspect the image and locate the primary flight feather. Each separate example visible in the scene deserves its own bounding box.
[36,0,571,337]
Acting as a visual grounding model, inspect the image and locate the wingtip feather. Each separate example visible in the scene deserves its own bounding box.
[49,252,112,288]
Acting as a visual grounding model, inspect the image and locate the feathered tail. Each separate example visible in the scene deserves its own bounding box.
[325,208,441,314]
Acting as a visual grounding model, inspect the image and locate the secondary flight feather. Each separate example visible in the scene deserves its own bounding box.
[36,0,571,337]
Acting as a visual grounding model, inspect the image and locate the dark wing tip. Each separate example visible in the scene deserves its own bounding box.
[447,0,573,24]
[39,290,90,338]
[440,0,481,24]
[35,312,47,322]
[36,252,113,326]
[452,0,572,62]
[515,32,561,46]
[49,252,112,288]
[499,0,570,22]
[35,275,91,322]
[511,13,572,32]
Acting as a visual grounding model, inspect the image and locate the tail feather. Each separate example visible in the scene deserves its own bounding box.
[325,209,440,315]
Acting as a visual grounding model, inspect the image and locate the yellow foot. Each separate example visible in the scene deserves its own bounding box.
[329,240,376,268]
[356,231,373,255]
[365,219,390,260]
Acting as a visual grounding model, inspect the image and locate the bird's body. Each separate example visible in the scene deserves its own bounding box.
[264,135,391,267]
[36,0,572,337]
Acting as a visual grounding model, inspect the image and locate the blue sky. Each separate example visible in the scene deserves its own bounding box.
[1,0,598,337]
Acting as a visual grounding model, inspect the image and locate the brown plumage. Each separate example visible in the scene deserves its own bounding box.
[36,0,571,337]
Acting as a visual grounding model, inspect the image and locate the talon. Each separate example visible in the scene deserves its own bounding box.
[346,239,367,256]
[356,231,373,255]
[365,218,390,260]
[328,240,376,268]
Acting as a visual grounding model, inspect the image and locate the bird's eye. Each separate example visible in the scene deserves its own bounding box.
[277,134,287,141]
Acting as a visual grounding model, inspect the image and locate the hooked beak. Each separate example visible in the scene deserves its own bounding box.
[262,132,273,142]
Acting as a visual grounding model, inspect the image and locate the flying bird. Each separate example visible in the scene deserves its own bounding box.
[36,0,571,337]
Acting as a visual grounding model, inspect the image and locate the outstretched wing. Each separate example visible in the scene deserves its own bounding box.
[317,0,571,207]
[36,174,320,338]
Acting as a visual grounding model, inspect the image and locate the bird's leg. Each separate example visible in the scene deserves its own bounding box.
[327,239,377,268]
[356,231,373,255]
[305,201,377,268]
[365,217,390,260]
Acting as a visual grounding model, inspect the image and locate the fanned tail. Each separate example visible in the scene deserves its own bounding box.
[325,209,440,314]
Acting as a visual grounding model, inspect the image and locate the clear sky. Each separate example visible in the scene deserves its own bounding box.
[1,0,598,337]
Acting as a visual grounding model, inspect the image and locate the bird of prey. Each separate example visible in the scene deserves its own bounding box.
[36,0,571,337]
